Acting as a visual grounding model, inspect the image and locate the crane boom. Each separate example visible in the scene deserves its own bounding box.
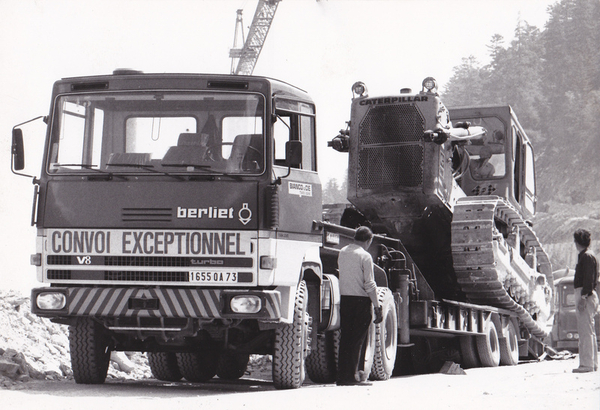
[230,0,281,75]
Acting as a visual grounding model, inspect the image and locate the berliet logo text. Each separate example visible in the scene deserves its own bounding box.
[177,206,234,219]
[177,203,253,225]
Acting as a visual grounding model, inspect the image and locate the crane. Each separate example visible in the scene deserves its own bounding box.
[229,0,281,75]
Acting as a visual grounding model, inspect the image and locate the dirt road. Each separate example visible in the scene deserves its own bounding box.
[1,357,598,410]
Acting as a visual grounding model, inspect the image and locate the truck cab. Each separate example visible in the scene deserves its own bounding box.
[12,70,326,388]
[550,274,600,352]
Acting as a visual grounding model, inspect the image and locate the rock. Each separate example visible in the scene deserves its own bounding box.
[439,361,467,375]
[0,359,20,378]
[110,351,136,374]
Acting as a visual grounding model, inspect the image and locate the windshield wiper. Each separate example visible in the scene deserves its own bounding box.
[107,163,185,180]
[50,164,127,180]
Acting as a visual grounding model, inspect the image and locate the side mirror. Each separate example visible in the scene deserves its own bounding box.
[12,128,25,171]
[285,140,302,168]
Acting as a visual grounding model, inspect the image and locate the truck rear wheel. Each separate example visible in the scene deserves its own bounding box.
[499,320,519,366]
[176,351,218,382]
[306,330,339,383]
[476,319,501,367]
[216,352,249,380]
[273,281,311,389]
[370,288,397,380]
[69,317,111,384]
[148,352,182,381]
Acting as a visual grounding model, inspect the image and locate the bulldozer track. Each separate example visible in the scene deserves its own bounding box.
[451,196,552,338]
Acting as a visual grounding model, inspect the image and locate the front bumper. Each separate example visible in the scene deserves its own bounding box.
[31,287,282,320]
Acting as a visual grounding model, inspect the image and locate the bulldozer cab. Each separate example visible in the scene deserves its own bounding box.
[449,106,537,222]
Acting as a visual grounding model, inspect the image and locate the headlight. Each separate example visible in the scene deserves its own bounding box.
[352,81,368,98]
[422,77,438,93]
[36,292,67,310]
[230,295,261,314]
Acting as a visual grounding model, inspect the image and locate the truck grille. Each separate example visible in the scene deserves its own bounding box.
[48,270,189,282]
[358,104,424,189]
[122,208,172,222]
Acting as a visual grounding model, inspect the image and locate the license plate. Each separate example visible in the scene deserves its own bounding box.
[189,271,239,283]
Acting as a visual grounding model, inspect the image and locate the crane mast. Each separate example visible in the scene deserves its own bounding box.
[229,0,281,75]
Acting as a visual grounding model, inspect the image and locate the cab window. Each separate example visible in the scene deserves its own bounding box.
[273,100,316,171]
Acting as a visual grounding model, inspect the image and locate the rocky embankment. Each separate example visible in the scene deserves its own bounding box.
[0,290,151,388]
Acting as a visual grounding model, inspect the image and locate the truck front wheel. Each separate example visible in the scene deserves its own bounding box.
[273,281,311,389]
[69,317,111,384]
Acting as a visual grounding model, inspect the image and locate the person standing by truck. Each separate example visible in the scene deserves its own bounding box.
[572,229,599,373]
[336,226,383,385]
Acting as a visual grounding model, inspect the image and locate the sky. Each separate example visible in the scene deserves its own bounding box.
[0,0,557,291]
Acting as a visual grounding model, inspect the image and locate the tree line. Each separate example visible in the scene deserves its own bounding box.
[442,0,600,205]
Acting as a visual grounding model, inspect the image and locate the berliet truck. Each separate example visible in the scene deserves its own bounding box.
[12,71,553,388]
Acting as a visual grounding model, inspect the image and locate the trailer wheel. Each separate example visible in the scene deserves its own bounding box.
[273,281,311,389]
[459,336,480,368]
[176,351,218,382]
[476,319,501,367]
[499,320,519,366]
[369,288,397,380]
[306,330,339,383]
[148,352,182,381]
[69,317,111,384]
[216,352,249,380]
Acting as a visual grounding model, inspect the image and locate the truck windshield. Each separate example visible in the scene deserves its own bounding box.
[47,92,265,175]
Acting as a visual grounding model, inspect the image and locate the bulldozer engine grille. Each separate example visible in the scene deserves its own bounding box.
[358,104,424,189]
[358,145,423,188]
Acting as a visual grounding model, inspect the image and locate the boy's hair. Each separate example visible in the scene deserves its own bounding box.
[574,228,591,248]
[354,226,373,242]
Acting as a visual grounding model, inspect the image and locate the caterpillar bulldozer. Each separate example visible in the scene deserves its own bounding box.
[328,77,553,367]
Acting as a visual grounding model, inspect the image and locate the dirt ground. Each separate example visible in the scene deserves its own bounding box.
[1,289,598,409]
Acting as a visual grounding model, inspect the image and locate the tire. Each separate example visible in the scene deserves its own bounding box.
[69,317,111,384]
[476,319,501,367]
[216,353,250,380]
[148,352,182,381]
[370,288,398,380]
[176,351,218,383]
[499,320,519,366]
[273,281,311,389]
[306,330,339,383]
[459,336,480,368]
